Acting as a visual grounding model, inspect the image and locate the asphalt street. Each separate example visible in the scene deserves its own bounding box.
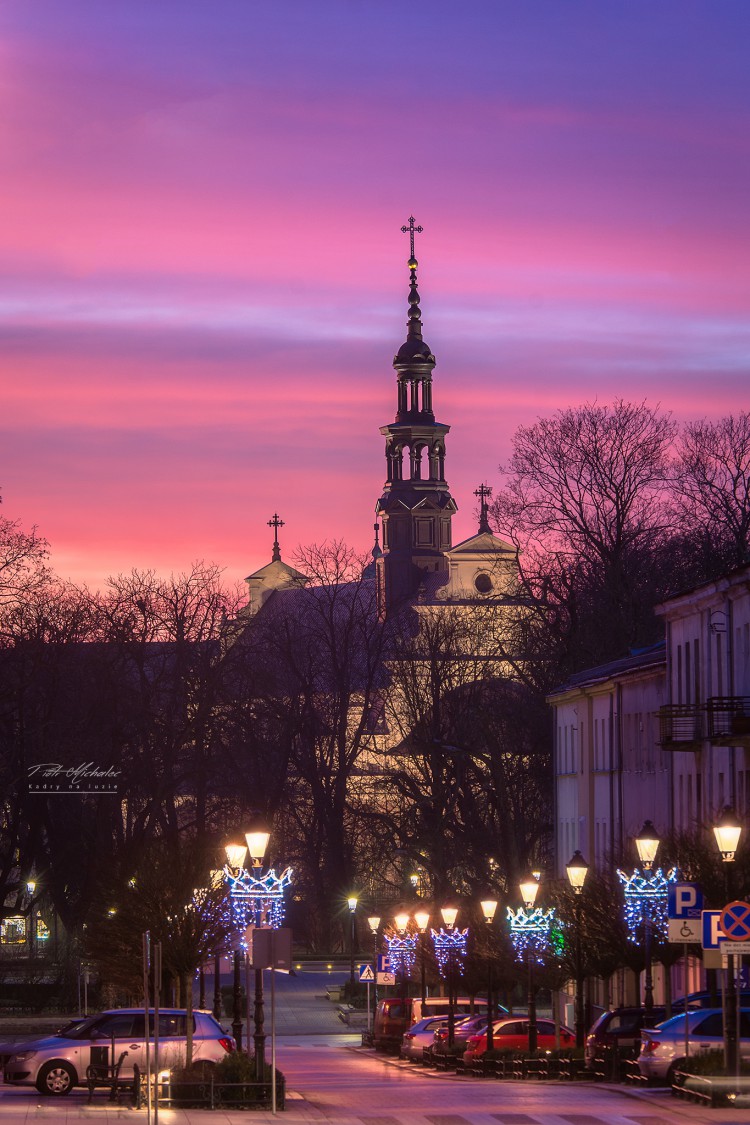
[0,972,742,1124]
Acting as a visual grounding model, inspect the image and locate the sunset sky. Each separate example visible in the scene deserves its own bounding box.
[2,1,749,591]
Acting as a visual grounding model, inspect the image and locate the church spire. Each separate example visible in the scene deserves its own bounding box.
[375,218,457,614]
[474,483,493,534]
[268,512,284,562]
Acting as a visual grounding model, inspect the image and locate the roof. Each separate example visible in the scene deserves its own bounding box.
[547,640,666,699]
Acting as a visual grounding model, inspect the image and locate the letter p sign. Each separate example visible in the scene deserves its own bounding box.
[668,882,703,919]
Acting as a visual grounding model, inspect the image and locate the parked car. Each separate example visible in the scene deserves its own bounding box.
[4,1008,235,1096]
[433,1012,504,1057]
[638,1009,750,1082]
[373,996,487,1052]
[463,1016,575,1062]
[400,1016,449,1060]
[585,1006,667,1068]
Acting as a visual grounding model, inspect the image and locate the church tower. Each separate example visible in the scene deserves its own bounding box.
[376,218,457,613]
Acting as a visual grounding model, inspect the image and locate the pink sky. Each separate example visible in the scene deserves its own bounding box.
[1,1,749,591]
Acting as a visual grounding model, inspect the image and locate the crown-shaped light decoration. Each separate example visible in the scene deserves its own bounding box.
[430,927,468,978]
[224,864,293,932]
[385,931,418,977]
[616,866,677,944]
[506,905,556,964]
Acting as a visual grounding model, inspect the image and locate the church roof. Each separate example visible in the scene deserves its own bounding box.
[447,530,516,558]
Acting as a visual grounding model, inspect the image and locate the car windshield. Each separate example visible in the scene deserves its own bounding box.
[56,1015,103,1040]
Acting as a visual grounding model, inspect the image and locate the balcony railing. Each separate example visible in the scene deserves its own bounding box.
[707,696,750,743]
[657,704,704,749]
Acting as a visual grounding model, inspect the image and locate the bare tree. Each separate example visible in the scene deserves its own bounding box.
[491,400,677,671]
[672,411,750,575]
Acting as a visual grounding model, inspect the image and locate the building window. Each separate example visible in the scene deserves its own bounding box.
[0,916,27,944]
[474,572,493,594]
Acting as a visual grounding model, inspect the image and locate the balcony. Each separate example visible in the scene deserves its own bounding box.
[657,704,704,750]
[707,696,750,745]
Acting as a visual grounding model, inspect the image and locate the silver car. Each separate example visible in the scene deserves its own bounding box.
[638,1009,750,1082]
[401,1015,449,1060]
[4,1008,235,1096]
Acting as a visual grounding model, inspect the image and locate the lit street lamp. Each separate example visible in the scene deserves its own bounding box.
[414,909,430,1007]
[520,876,540,1053]
[246,829,271,1081]
[565,850,589,1048]
[481,898,498,1052]
[713,807,743,1078]
[635,820,660,1027]
[367,915,380,1031]
[25,880,37,959]
[347,896,359,990]
[224,844,248,1050]
[441,905,458,1047]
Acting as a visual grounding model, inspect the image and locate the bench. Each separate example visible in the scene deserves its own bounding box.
[86,1049,136,1103]
[336,1005,369,1028]
[325,985,344,1001]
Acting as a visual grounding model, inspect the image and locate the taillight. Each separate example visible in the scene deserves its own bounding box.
[467,1035,480,1045]
[404,1034,415,1041]
[219,1037,234,1053]
[641,1038,658,1055]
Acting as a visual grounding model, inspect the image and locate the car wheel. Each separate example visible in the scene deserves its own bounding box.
[36,1060,77,1096]
[666,1060,685,1086]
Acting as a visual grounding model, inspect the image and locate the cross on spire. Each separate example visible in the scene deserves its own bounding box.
[401,215,423,261]
[268,513,285,561]
[474,483,493,534]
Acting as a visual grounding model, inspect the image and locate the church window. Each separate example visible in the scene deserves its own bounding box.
[474,572,492,594]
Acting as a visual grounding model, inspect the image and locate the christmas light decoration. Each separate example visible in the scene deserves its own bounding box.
[430,926,468,978]
[385,931,418,977]
[506,905,555,964]
[223,864,293,935]
[616,866,676,943]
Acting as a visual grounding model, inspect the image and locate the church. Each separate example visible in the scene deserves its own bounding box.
[242,217,519,620]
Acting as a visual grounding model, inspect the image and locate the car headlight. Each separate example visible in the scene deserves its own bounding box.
[11,1050,37,1061]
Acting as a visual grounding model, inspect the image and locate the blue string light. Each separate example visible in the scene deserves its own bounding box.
[616,866,677,943]
[506,905,555,964]
[430,927,468,978]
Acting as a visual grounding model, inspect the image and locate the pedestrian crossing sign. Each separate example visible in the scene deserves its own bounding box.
[359,964,375,982]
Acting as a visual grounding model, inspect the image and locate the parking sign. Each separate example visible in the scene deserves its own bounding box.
[668,882,703,919]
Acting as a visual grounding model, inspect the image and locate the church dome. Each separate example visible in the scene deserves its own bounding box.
[394,336,435,365]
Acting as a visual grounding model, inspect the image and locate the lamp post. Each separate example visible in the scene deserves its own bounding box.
[347,896,358,991]
[634,821,660,1027]
[245,829,271,1082]
[367,915,380,1031]
[520,876,540,1053]
[565,850,589,1048]
[26,880,36,959]
[414,909,430,1007]
[714,806,743,1078]
[481,898,498,1052]
[224,844,247,1050]
[441,905,458,1047]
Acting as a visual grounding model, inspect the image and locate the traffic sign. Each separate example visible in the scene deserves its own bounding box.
[720,940,750,955]
[377,971,396,985]
[359,964,375,982]
[377,954,391,973]
[668,918,701,943]
[668,882,703,919]
[720,900,750,942]
[701,910,723,950]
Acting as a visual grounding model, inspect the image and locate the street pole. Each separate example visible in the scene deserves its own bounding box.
[481,899,498,1053]
[519,877,540,1054]
[213,951,222,1021]
[635,822,660,1031]
[232,949,243,1051]
[441,906,458,1047]
[714,808,742,1082]
[254,965,266,1081]
[347,896,358,992]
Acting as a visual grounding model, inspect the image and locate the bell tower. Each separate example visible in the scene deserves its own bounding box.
[376,218,456,613]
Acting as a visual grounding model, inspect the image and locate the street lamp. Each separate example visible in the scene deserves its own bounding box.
[441,905,458,1047]
[246,829,271,1082]
[481,898,498,1052]
[348,896,359,991]
[520,876,540,1053]
[26,880,36,959]
[714,807,743,1078]
[224,845,247,1050]
[414,909,430,1007]
[635,821,660,1026]
[367,915,380,1032]
[565,850,589,1048]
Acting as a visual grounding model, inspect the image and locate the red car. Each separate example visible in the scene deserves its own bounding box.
[463,1016,575,1062]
